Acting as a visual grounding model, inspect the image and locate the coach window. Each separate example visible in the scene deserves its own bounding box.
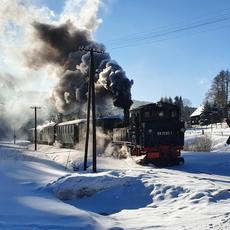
[130,114,134,123]
[133,114,137,123]
[171,111,177,118]
[159,111,164,117]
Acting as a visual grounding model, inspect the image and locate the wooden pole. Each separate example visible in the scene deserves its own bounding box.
[13,128,16,144]
[90,49,97,173]
[80,47,104,172]
[35,107,37,150]
[30,106,41,151]
[84,63,92,171]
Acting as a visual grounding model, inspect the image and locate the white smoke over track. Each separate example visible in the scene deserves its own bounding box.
[0,0,133,136]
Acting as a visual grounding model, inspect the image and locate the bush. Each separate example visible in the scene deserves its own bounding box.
[184,135,212,152]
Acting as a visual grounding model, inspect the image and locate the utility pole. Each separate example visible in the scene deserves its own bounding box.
[84,56,92,171]
[13,128,16,144]
[30,106,41,151]
[226,77,229,118]
[81,48,104,172]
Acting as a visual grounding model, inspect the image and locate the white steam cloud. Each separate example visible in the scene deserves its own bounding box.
[0,0,133,138]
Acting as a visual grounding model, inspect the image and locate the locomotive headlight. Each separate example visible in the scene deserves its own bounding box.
[148,129,153,133]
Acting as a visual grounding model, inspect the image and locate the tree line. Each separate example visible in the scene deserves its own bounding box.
[160,96,195,125]
[159,70,230,126]
[200,70,230,125]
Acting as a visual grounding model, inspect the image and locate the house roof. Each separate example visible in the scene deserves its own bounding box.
[190,105,204,117]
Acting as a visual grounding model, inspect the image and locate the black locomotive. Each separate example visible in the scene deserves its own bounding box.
[113,102,185,165]
[28,101,184,166]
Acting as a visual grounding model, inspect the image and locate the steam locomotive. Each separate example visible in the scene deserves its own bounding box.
[28,101,185,166]
[113,102,185,165]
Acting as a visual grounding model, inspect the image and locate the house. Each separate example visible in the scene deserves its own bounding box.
[190,105,204,126]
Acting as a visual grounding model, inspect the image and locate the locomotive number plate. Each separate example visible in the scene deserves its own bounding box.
[157,131,173,136]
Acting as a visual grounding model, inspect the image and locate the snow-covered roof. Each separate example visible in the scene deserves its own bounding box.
[190,105,204,117]
[57,116,123,126]
[37,122,56,130]
[97,115,123,120]
[57,119,86,126]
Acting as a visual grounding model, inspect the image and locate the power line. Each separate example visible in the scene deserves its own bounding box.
[105,11,230,50]
[106,8,230,44]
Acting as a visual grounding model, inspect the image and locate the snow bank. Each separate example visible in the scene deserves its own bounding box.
[47,170,153,215]
[0,125,230,230]
[47,171,133,200]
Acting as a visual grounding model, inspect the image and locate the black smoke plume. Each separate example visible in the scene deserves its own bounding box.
[26,21,133,116]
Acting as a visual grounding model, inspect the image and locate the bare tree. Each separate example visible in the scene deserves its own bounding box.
[205,70,230,117]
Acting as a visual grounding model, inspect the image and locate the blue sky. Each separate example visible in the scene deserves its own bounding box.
[2,0,230,107]
[93,0,230,107]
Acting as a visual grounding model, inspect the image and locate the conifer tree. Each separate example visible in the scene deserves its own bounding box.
[200,101,212,125]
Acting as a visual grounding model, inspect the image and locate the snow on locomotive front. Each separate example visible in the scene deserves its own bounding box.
[113,102,185,166]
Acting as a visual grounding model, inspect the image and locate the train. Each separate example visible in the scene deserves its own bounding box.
[28,116,123,147]
[28,101,185,166]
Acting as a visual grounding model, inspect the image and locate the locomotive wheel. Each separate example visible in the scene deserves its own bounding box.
[177,157,185,165]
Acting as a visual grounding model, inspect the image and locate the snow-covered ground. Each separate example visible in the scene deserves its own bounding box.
[0,126,229,230]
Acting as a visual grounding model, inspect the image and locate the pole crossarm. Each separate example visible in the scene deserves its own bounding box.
[30,106,41,109]
[78,47,104,54]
